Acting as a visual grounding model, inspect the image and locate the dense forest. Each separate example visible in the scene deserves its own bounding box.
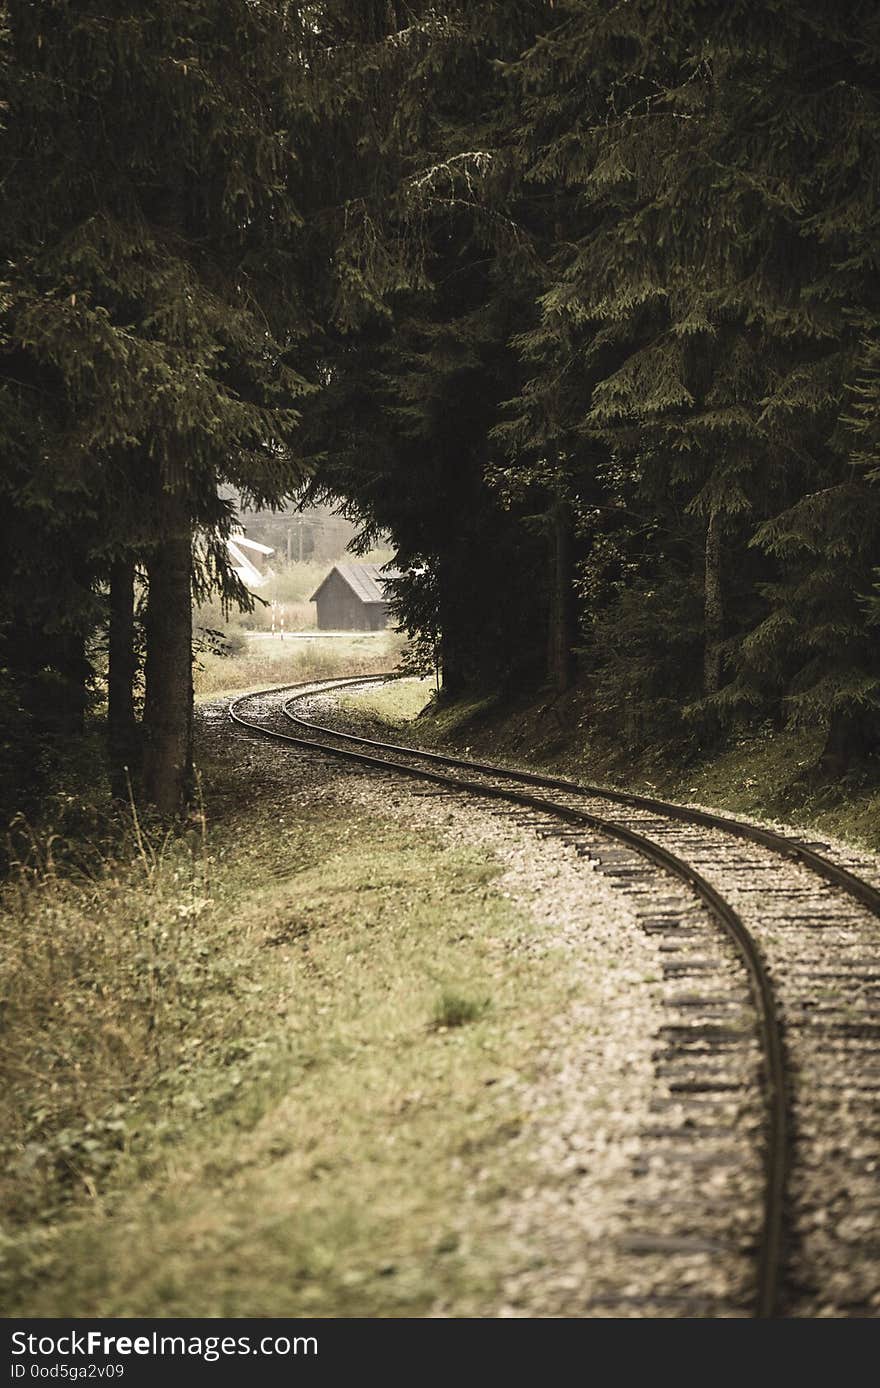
[2,0,879,823]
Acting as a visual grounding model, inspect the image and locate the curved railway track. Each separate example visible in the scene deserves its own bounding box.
[228,674,880,1318]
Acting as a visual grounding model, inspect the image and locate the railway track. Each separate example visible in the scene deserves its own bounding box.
[229,675,880,1318]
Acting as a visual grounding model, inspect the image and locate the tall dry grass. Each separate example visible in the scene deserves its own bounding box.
[0,800,240,1229]
[194,630,405,699]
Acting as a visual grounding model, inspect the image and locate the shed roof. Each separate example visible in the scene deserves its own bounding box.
[310,562,399,605]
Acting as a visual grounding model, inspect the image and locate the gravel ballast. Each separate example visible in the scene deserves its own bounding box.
[215,688,776,1316]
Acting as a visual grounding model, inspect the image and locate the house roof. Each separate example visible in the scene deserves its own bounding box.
[230,531,274,557]
[227,539,268,589]
[310,562,399,605]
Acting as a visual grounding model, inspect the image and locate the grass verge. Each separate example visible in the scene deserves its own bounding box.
[1,717,580,1317]
[333,675,436,728]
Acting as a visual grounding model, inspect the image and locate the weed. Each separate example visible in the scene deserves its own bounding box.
[431,990,488,1030]
[335,677,435,727]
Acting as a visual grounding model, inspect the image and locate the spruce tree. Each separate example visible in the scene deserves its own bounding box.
[1,1,314,813]
[498,0,880,762]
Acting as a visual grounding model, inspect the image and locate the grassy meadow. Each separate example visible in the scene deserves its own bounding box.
[332,677,436,728]
[192,553,404,699]
[193,629,406,701]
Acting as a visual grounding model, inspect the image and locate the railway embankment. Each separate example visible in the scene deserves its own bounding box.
[333,678,880,857]
[5,672,879,1317]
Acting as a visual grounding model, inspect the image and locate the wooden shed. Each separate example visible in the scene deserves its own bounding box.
[310,563,398,631]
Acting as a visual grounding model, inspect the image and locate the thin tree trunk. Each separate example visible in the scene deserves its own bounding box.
[14,622,76,738]
[819,708,868,779]
[703,508,723,697]
[547,490,576,694]
[36,543,91,738]
[439,626,466,699]
[142,490,193,816]
[27,626,89,738]
[108,557,139,799]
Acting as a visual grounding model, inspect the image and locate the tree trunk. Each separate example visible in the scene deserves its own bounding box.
[436,555,466,699]
[703,508,723,697]
[107,557,139,799]
[818,707,870,779]
[142,490,193,816]
[547,491,576,694]
[439,628,466,700]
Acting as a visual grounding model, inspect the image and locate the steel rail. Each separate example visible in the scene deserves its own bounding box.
[229,679,789,1318]
[281,679,880,920]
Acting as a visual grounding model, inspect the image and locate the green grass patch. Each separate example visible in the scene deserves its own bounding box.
[334,676,436,728]
[422,693,504,745]
[660,726,880,852]
[1,729,580,1318]
[430,989,489,1030]
[413,686,880,855]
